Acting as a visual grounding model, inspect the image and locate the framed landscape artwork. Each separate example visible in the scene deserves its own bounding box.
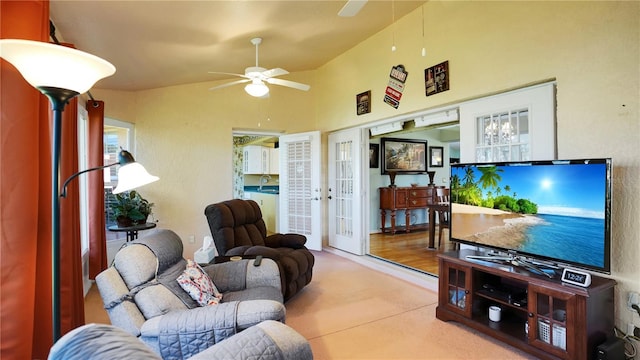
[381,138,427,175]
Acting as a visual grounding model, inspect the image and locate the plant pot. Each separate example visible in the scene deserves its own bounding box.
[134,215,149,226]
[116,216,134,228]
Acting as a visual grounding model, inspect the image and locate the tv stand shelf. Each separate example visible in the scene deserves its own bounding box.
[436,250,616,360]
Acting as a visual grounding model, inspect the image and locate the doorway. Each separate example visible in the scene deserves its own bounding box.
[232,130,323,251]
[365,81,556,276]
[366,120,459,276]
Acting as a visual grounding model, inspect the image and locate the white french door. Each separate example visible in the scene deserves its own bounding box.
[278,131,322,251]
[328,128,366,255]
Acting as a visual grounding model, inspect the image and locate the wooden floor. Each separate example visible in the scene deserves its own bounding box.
[369,227,457,275]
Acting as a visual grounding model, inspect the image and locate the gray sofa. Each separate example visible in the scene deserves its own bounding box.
[96,229,288,359]
[49,321,313,360]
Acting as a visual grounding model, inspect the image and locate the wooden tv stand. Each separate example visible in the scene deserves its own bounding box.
[436,250,616,360]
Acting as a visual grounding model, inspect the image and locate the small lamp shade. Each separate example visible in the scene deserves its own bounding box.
[113,163,159,194]
[245,80,269,97]
[0,39,115,93]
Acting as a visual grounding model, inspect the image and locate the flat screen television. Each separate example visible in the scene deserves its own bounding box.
[450,158,612,274]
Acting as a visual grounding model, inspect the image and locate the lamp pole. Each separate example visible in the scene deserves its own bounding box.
[42,87,79,341]
[0,38,116,342]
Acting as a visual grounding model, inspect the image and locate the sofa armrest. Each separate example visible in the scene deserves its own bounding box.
[264,233,307,249]
[48,323,162,360]
[243,245,282,260]
[95,267,146,337]
[245,258,282,291]
[203,258,280,293]
[225,245,252,256]
[189,320,312,360]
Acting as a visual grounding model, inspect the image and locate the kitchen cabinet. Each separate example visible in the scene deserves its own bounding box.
[244,146,279,174]
[269,147,279,174]
[243,145,270,174]
[244,192,279,233]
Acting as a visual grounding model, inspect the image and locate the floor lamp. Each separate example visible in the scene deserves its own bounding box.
[0,39,157,341]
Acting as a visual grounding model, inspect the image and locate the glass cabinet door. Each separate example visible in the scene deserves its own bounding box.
[529,284,575,358]
[444,263,471,316]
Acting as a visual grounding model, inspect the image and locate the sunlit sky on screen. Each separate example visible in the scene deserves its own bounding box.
[452,162,607,219]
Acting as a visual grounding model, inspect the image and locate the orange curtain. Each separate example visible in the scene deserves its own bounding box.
[1,1,85,358]
[59,92,85,334]
[87,100,108,279]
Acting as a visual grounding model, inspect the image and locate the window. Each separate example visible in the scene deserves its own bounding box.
[104,119,134,228]
[475,109,529,162]
[459,81,555,163]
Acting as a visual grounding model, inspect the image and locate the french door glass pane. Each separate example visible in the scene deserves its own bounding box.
[104,126,130,227]
[335,141,354,237]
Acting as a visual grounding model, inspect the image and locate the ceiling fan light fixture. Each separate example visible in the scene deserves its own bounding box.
[245,80,269,97]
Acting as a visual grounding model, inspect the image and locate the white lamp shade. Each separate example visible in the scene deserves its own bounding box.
[0,39,115,93]
[112,163,159,194]
[244,80,269,97]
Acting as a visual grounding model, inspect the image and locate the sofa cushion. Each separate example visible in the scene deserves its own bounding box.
[135,283,189,319]
[177,259,223,306]
[114,244,158,289]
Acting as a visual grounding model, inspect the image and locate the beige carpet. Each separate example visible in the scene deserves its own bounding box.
[285,251,535,359]
[85,249,536,359]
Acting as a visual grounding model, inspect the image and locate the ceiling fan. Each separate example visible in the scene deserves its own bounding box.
[208,37,310,97]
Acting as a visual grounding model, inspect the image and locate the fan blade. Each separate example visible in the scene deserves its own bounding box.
[209,79,250,91]
[338,0,367,17]
[261,68,289,78]
[265,78,311,91]
[208,71,249,79]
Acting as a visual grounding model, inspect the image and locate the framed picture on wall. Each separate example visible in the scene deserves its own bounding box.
[357,90,371,115]
[369,144,379,168]
[425,61,449,97]
[381,138,427,175]
[429,146,444,167]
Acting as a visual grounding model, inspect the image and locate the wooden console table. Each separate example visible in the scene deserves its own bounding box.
[379,186,441,248]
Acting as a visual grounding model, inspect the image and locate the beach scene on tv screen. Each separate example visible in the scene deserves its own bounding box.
[451,163,607,268]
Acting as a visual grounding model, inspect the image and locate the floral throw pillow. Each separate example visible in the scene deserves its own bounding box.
[176,259,223,306]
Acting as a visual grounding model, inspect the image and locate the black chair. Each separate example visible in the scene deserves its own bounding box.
[436,188,453,249]
[205,199,314,301]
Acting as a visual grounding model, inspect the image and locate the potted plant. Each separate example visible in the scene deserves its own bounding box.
[110,190,154,227]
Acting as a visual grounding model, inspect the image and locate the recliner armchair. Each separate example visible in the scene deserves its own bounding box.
[205,199,314,301]
[96,228,286,359]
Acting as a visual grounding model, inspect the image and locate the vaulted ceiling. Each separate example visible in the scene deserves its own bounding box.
[50,1,426,91]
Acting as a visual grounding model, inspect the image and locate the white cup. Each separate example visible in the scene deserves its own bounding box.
[489,306,502,322]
